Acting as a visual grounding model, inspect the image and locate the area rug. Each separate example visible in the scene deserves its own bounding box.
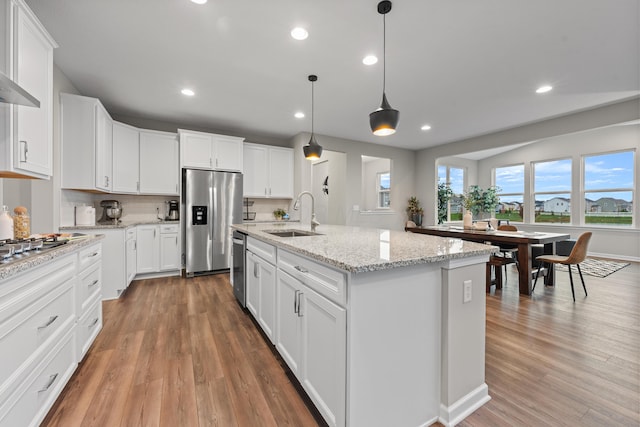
[555,258,630,278]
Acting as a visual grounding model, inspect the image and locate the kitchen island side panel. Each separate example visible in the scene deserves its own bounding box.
[348,263,442,427]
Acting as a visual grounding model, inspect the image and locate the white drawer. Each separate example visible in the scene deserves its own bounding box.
[0,278,75,398]
[247,237,276,265]
[0,327,76,427]
[0,256,76,322]
[76,298,102,362]
[160,224,179,234]
[78,243,101,271]
[278,249,347,307]
[77,263,101,315]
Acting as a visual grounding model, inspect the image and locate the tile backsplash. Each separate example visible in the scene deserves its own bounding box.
[61,190,177,226]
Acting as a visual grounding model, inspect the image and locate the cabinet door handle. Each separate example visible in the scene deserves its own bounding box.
[209,157,213,167]
[297,292,304,317]
[294,265,308,273]
[294,290,299,313]
[20,140,28,162]
[37,315,59,330]
[175,236,178,245]
[89,279,99,287]
[254,261,260,278]
[154,229,157,238]
[38,373,59,393]
[89,317,100,328]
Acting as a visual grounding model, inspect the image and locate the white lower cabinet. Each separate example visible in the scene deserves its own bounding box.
[125,227,137,284]
[0,241,103,427]
[276,269,346,427]
[246,250,276,343]
[159,225,180,271]
[136,225,159,274]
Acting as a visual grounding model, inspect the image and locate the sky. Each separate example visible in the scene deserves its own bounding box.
[440,151,634,203]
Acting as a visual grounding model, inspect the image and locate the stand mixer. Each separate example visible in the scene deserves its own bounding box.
[98,200,122,224]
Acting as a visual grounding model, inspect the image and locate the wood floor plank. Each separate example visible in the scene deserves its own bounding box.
[43,261,639,427]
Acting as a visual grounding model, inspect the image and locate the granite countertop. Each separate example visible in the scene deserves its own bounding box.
[0,234,105,282]
[60,219,180,230]
[231,223,496,273]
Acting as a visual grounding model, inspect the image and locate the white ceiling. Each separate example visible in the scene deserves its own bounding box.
[25,0,640,150]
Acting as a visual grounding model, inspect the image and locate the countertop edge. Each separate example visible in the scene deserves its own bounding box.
[232,224,495,274]
[0,235,105,282]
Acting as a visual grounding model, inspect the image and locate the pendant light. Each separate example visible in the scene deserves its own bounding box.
[369,0,399,136]
[303,74,323,160]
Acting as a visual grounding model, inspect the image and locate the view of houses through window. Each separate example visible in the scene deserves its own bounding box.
[495,164,524,222]
[584,151,634,225]
[533,158,572,223]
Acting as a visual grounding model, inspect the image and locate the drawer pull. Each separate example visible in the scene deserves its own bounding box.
[294,290,299,313]
[38,373,58,393]
[89,317,100,328]
[89,279,99,287]
[37,315,59,330]
[294,265,308,273]
[88,251,99,258]
[297,292,304,317]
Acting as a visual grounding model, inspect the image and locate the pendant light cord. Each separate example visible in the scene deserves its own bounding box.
[382,12,386,94]
[311,79,315,136]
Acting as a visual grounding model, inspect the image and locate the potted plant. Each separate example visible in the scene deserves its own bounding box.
[406,196,424,226]
[437,182,453,224]
[273,208,287,220]
[462,185,500,219]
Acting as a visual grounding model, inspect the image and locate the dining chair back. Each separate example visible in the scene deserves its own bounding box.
[532,232,592,302]
[495,225,519,283]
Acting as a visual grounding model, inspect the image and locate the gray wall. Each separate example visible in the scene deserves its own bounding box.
[292,132,416,230]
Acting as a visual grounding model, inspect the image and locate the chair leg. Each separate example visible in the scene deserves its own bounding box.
[577,264,587,297]
[568,265,576,302]
[532,264,540,291]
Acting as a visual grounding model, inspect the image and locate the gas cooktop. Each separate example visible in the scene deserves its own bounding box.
[0,237,68,264]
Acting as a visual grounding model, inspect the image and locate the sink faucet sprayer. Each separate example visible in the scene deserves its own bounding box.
[293,191,320,232]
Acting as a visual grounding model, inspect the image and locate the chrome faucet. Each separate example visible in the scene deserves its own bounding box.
[293,191,320,232]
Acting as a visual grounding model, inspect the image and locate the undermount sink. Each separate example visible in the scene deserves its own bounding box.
[264,229,323,237]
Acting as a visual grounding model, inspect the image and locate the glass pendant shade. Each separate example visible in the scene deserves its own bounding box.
[370,92,399,136]
[303,134,323,160]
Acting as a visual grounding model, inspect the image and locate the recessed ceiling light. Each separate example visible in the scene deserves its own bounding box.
[294,112,305,119]
[290,27,308,40]
[536,85,553,94]
[363,55,378,65]
[421,124,432,131]
[181,88,195,96]
[190,0,207,4]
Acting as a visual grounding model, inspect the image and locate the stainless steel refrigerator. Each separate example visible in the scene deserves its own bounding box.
[183,168,243,276]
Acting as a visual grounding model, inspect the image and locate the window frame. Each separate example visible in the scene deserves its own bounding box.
[582,149,635,227]
[493,163,525,223]
[438,165,466,222]
[531,157,573,225]
[376,171,391,209]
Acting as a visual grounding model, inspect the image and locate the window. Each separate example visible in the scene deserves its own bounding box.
[377,171,391,208]
[438,165,465,220]
[495,164,524,222]
[533,159,572,224]
[584,150,634,226]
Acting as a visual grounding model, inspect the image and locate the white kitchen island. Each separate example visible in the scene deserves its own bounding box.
[232,223,496,427]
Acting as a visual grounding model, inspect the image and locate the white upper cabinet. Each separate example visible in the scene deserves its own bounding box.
[61,93,113,192]
[179,129,243,172]
[112,122,139,194]
[0,0,56,179]
[243,143,293,198]
[139,129,179,195]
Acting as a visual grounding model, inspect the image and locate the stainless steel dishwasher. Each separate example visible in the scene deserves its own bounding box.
[232,230,247,307]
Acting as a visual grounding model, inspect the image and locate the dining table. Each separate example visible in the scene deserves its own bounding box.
[405,225,571,295]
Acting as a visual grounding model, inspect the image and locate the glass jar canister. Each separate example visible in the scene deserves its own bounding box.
[13,206,30,239]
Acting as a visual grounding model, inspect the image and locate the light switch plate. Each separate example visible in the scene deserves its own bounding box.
[463,280,472,303]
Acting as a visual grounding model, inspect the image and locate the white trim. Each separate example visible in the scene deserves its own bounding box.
[441,254,490,270]
[438,383,491,427]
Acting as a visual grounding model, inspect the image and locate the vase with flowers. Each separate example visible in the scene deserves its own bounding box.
[462,185,500,227]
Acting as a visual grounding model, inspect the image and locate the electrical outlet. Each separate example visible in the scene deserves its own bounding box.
[463,280,472,303]
[352,205,360,211]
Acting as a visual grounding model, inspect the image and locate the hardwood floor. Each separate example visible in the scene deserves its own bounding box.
[42,260,639,427]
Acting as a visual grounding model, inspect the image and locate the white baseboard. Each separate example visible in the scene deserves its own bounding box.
[589,252,639,263]
[438,383,491,427]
